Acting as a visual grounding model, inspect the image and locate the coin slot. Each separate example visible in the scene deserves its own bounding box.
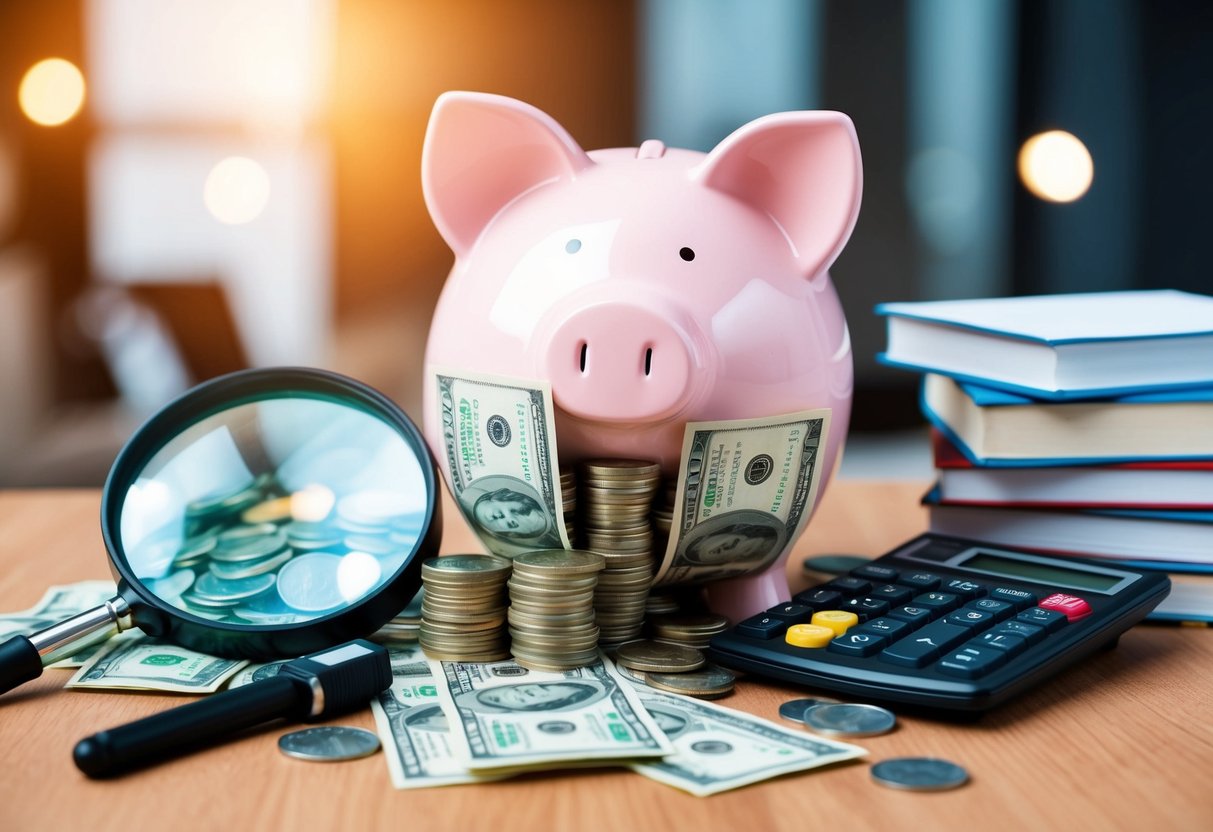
[579,342,588,374]
[644,347,653,377]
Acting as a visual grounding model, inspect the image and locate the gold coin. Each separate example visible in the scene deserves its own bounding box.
[511,549,606,575]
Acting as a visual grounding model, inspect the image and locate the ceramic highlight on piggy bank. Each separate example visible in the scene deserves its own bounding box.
[421,91,862,619]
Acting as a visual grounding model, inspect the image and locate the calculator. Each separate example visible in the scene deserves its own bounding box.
[706,534,1171,712]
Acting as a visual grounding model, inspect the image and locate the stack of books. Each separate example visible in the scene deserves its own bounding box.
[876,289,1213,624]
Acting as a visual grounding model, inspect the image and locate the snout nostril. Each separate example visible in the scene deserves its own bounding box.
[644,347,653,377]
[579,342,588,374]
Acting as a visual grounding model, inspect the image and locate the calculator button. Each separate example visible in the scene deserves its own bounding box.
[764,603,814,624]
[944,608,995,629]
[967,598,1016,620]
[972,632,1028,656]
[828,631,888,657]
[825,576,871,595]
[912,592,960,612]
[879,620,970,667]
[989,587,1037,609]
[811,610,859,636]
[854,617,911,641]
[1016,607,1067,633]
[851,564,899,583]
[791,588,843,610]
[1038,593,1093,622]
[936,645,1008,679]
[991,620,1045,645]
[839,596,890,621]
[945,579,987,599]
[887,605,933,628]
[785,624,835,648]
[899,572,941,590]
[870,584,914,605]
[735,614,787,640]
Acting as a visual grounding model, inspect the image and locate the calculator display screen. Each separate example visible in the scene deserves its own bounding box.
[964,553,1122,591]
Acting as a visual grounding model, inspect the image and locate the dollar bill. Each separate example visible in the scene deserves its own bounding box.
[430,652,673,770]
[368,644,510,788]
[433,369,570,557]
[66,635,247,694]
[620,676,865,796]
[0,580,133,668]
[654,410,831,586]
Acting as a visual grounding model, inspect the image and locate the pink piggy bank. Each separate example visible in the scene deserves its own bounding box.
[421,92,862,620]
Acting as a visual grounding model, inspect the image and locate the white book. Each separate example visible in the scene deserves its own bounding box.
[877,290,1213,400]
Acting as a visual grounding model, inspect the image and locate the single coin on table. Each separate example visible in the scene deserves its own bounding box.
[803,703,897,738]
[644,663,736,698]
[777,696,841,725]
[277,726,381,762]
[614,640,705,673]
[871,757,969,791]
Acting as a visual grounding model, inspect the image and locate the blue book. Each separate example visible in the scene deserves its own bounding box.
[876,289,1213,400]
[920,373,1213,466]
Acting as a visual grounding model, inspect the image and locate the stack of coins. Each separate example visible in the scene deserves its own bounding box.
[560,468,577,545]
[419,554,512,661]
[651,478,677,556]
[648,612,730,650]
[615,639,737,699]
[579,459,661,649]
[372,587,423,643]
[507,549,605,671]
[644,591,682,617]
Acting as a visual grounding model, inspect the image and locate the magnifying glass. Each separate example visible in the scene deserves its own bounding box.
[0,367,442,695]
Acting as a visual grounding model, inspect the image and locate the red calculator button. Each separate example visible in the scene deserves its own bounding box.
[1039,593,1092,622]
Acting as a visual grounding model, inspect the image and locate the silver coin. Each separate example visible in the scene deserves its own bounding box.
[147,569,195,602]
[192,571,276,603]
[277,726,380,762]
[803,703,897,737]
[777,697,841,725]
[276,553,350,612]
[871,757,969,791]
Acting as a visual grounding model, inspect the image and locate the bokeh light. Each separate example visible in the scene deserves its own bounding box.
[203,156,271,224]
[18,58,87,127]
[1018,130,1094,203]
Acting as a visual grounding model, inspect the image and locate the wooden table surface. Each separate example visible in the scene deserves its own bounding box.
[0,482,1210,832]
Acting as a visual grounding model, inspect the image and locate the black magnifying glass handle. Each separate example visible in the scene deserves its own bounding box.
[73,639,391,778]
[0,597,133,696]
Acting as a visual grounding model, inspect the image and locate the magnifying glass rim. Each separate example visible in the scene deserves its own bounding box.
[100,366,438,634]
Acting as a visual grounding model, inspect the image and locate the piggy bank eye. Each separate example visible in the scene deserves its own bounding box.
[565,239,582,254]
[679,247,695,262]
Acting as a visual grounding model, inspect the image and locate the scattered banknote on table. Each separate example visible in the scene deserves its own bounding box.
[430,651,672,769]
[655,410,831,586]
[619,675,866,796]
[432,369,571,557]
[0,580,137,668]
[66,635,247,694]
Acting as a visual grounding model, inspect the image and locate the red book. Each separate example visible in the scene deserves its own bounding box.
[931,431,1213,509]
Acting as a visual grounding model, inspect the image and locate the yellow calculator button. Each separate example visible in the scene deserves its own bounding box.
[811,610,859,636]
[785,624,836,648]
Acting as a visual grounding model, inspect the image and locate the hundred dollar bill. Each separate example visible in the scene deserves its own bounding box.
[0,580,133,668]
[621,676,865,796]
[369,644,508,789]
[654,410,831,586]
[430,653,673,770]
[433,369,571,557]
[66,635,247,694]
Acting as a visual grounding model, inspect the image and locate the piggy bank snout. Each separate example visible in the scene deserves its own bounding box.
[537,301,704,424]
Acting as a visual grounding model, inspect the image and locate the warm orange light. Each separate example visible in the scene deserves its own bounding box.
[1018,130,1094,203]
[18,58,86,126]
[203,157,271,224]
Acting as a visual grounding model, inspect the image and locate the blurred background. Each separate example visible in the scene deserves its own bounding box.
[0,0,1209,487]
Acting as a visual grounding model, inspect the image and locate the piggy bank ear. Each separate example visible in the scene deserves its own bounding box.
[693,112,862,278]
[422,92,593,257]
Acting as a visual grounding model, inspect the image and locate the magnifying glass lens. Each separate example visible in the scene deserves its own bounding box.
[120,394,428,628]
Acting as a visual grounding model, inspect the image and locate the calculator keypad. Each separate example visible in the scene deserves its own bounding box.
[754,564,1082,679]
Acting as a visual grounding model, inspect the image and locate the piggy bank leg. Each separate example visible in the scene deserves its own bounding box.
[703,565,791,623]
